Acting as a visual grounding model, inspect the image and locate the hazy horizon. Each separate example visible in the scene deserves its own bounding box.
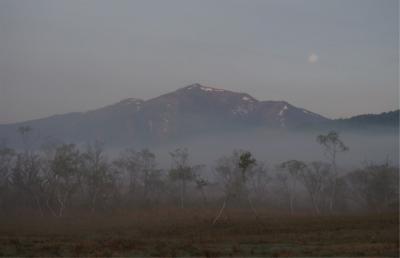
[0,0,398,124]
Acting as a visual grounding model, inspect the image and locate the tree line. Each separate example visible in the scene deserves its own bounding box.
[0,127,398,217]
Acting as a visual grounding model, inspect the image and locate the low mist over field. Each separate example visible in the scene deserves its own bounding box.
[150,129,399,169]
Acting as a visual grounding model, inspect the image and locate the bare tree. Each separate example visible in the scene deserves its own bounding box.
[142,165,165,206]
[11,126,46,215]
[300,161,332,215]
[276,160,307,215]
[345,162,399,213]
[317,131,349,212]
[239,151,263,222]
[168,148,197,209]
[81,142,116,212]
[0,147,16,213]
[195,175,209,207]
[113,149,141,199]
[45,144,81,217]
[137,149,160,203]
[248,162,270,204]
[212,151,239,224]
[213,150,261,225]
[11,150,45,215]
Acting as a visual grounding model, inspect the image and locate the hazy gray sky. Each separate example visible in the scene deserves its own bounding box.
[0,0,398,123]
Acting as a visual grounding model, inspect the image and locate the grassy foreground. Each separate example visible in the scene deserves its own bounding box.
[0,209,398,257]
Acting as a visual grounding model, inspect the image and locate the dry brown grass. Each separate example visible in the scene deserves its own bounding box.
[0,208,398,257]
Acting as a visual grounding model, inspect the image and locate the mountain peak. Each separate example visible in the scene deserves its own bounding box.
[182,83,227,93]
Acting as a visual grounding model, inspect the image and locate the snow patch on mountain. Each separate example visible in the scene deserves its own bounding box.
[185,84,226,92]
[200,86,225,92]
[279,105,288,116]
[242,96,256,102]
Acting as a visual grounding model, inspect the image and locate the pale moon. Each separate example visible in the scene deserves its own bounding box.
[308,53,319,63]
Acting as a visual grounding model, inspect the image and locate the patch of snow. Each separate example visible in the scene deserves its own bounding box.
[186,84,225,92]
[278,105,288,116]
[241,95,257,102]
[302,110,309,114]
[200,86,225,92]
[201,87,213,92]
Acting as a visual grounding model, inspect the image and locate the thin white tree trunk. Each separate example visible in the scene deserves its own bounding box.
[329,152,337,213]
[246,194,264,226]
[213,198,227,225]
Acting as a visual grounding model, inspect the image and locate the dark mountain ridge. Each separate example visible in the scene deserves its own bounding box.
[0,84,397,148]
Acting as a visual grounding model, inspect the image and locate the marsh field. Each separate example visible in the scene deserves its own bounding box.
[0,209,398,257]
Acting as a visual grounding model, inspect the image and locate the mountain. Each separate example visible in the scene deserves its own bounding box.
[133,84,328,142]
[326,110,399,132]
[0,84,396,148]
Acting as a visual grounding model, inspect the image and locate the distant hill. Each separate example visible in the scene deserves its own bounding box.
[334,110,399,128]
[0,84,397,147]
[304,110,399,133]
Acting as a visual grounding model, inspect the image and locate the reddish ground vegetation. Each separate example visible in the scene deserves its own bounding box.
[0,209,398,257]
